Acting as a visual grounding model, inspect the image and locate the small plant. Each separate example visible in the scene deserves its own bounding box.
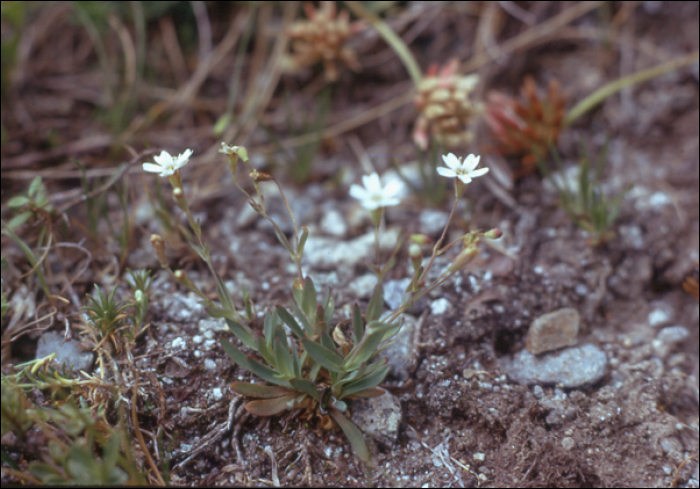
[5,176,54,230]
[283,1,364,82]
[412,59,481,151]
[82,270,153,345]
[124,269,153,330]
[2,177,54,300]
[83,286,130,338]
[1,356,150,485]
[536,141,630,247]
[484,75,566,178]
[143,144,498,462]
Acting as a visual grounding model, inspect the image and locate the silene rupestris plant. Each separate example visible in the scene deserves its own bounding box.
[143,144,499,462]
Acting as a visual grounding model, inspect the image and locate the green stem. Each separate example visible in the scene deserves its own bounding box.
[343,1,423,86]
[564,51,699,126]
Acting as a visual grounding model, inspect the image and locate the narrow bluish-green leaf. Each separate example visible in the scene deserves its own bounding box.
[347,387,386,398]
[276,305,306,339]
[231,382,291,399]
[221,338,252,371]
[225,319,257,350]
[290,337,301,377]
[341,364,390,398]
[320,329,336,352]
[273,337,294,378]
[366,283,384,322]
[301,277,317,318]
[7,196,29,208]
[28,177,43,199]
[245,393,300,416]
[335,358,386,389]
[323,293,335,327]
[378,321,402,344]
[248,358,290,387]
[256,334,277,366]
[329,408,369,462]
[351,304,363,345]
[289,378,321,401]
[290,298,311,333]
[309,361,321,382]
[263,311,274,348]
[302,339,345,373]
[6,211,31,230]
[321,285,331,310]
[214,275,236,315]
[297,226,309,256]
[345,328,389,370]
[273,227,295,256]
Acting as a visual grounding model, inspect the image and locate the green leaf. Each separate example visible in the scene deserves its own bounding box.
[273,337,295,378]
[290,337,301,377]
[319,329,336,352]
[323,292,335,327]
[289,297,311,333]
[289,378,321,401]
[351,304,363,345]
[214,275,236,316]
[7,196,29,208]
[329,408,369,462]
[5,211,31,230]
[273,227,295,256]
[263,310,275,347]
[346,387,386,399]
[245,393,301,416]
[256,333,277,366]
[301,277,317,318]
[302,339,345,373]
[231,382,291,399]
[366,283,384,322]
[225,319,257,350]
[221,339,252,371]
[297,226,309,256]
[248,358,290,387]
[276,305,306,339]
[341,364,390,398]
[28,176,43,199]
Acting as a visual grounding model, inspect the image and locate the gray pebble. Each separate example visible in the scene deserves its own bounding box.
[36,331,93,372]
[561,437,576,451]
[507,344,607,388]
[351,392,402,446]
[526,307,579,355]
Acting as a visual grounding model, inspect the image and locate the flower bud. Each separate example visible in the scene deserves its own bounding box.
[250,169,273,182]
[410,234,431,245]
[484,228,503,240]
[150,234,168,268]
[173,187,183,198]
[173,270,196,290]
[446,245,479,274]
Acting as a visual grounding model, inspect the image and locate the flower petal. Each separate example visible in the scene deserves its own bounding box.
[153,150,174,167]
[142,163,164,174]
[469,167,489,178]
[442,153,460,170]
[464,154,480,171]
[436,167,457,178]
[349,184,368,201]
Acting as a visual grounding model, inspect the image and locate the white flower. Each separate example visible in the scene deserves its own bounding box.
[437,153,488,184]
[349,172,403,210]
[143,149,193,177]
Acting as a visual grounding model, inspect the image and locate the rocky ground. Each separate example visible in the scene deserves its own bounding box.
[1,2,698,487]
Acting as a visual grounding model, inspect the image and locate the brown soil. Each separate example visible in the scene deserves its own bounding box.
[1,2,698,487]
